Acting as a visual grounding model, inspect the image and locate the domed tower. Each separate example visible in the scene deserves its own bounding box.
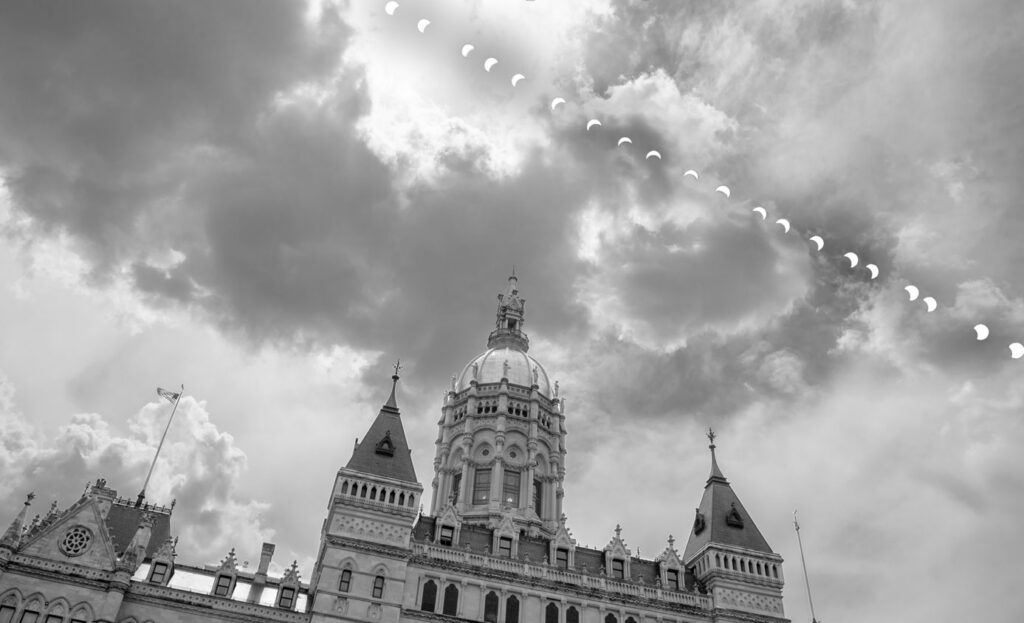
[429,274,566,538]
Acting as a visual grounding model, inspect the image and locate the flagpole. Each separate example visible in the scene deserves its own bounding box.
[794,510,820,623]
[136,384,184,507]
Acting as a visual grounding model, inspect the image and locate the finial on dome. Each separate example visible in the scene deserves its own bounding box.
[385,360,402,409]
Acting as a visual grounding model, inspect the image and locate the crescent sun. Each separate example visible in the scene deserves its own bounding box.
[974,323,990,341]
[715,185,731,198]
[776,218,791,233]
[752,207,767,220]
[484,58,498,72]
[843,252,859,268]
[809,235,824,251]
[905,285,920,301]
[461,44,474,57]
[551,98,566,110]
[866,263,879,279]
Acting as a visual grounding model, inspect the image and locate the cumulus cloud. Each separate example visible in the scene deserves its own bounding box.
[0,370,271,565]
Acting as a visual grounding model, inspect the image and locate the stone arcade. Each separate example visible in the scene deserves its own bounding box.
[0,275,788,623]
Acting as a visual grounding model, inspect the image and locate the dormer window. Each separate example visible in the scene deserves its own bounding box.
[555,548,569,569]
[498,537,513,558]
[611,559,624,579]
[725,503,744,528]
[149,561,170,584]
[213,574,233,597]
[439,525,454,546]
[667,568,680,590]
[278,586,296,610]
[375,431,395,456]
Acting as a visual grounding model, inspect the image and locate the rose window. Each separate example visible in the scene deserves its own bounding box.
[59,526,93,557]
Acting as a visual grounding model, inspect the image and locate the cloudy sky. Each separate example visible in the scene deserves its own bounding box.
[2,0,1023,620]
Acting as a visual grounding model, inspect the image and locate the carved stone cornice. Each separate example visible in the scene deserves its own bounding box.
[325,534,413,561]
[126,582,310,623]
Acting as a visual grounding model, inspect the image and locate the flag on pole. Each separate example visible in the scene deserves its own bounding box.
[157,387,181,403]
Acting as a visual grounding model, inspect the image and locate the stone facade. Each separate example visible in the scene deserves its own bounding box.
[0,275,788,623]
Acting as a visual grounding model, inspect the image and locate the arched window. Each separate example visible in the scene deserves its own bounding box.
[409,494,416,507]
[715,554,721,568]
[420,580,437,611]
[371,487,378,500]
[566,607,580,623]
[399,493,406,506]
[360,484,368,498]
[732,558,737,571]
[443,584,459,615]
[757,562,762,575]
[545,602,559,623]
[372,575,385,599]
[341,481,349,495]
[626,617,637,623]
[389,490,396,503]
[773,565,779,579]
[505,596,520,623]
[740,559,746,573]
[484,592,499,623]
[338,569,352,592]
[605,614,618,623]
[18,605,41,623]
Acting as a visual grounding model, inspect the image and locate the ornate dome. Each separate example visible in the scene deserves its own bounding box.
[455,347,553,398]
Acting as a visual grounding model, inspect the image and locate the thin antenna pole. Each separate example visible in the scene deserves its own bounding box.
[794,510,819,623]
[136,384,184,507]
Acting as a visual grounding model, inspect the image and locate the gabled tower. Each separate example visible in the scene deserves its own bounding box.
[309,367,423,623]
[429,274,566,539]
[683,430,786,621]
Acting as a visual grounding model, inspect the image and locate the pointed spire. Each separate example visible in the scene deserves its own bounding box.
[345,367,418,482]
[489,272,529,351]
[706,427,728,485]
[1,492,34,549]
[385,360,402,410]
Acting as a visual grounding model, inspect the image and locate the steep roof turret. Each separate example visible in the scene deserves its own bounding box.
[682,429,773,561]
[345,364,418,483]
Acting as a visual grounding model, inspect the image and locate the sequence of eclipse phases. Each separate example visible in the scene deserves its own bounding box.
[382,1,1024,360]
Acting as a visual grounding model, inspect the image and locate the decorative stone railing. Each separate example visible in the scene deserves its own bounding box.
[410,543,711,610]
[128,581,310,622]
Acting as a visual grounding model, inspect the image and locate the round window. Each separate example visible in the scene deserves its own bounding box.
[59,526,93,557]
[482,449,490,456]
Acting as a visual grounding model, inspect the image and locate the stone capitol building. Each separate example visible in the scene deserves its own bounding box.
[0,275,789,623]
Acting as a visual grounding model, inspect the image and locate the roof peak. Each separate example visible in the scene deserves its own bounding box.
[706,427,729,486]
[344,366,418,483]
[384,360,401,410]
[488,272,529,351]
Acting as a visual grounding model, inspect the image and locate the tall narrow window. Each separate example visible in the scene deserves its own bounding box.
[44,616,62,623]
[533,479,543,516]
[566,607,580,623]
[439,525,455,546]
[484,592,499,623]
[339,569,352,592]
[452,473,462,504]
[473,468,492,504]
[503,470,521,507]
[545,602,559,623]
[214,574,232,596]
[667,568,680,590]
[443,584,459,615]
[498,536,513,558]
[505,596,520,623]
[372,575,385,599]
[420,580,437,611]
[555,548,569,569]
[611,559,624,579]
[278,587,296,610]
[18,611,39,623]
[0,606,15,623]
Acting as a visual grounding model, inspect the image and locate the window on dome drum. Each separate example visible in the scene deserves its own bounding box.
[339,568,352,592]
[278,586,296,610]
[533,478,543,516]
[555,548,569,569]
[498,536,513,558]
[605,614,617,623]
[484,592,499,623]
[45,616,62,623]
[452,473,462,504]
[421,580,437,611]
[545,602,559,623]
[473,468,492,504]
[503,470,521,506]
[18,611,39,623]
[0,606,14,623]
[372,575,385,599]
[612,559,624,579]
[443,584,459,615]
[150,561,169,584]
[566,607,580,623]
[667,568,679,590]
[505,596,520,623]
[214,574,232,596]
[625,617,637,623]
[439,525,455,546]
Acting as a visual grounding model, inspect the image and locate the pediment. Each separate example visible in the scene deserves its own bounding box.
[437,503,461,528]
[493,512,517,538]
[551,521,575,549]
[19,498,118,571]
